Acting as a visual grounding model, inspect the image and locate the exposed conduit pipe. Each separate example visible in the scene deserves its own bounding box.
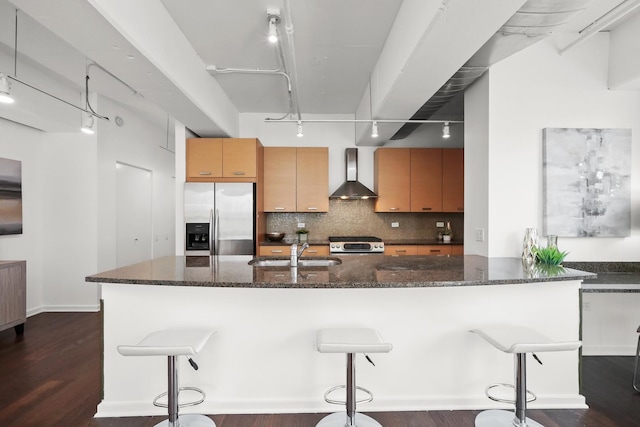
[283,0,302,122]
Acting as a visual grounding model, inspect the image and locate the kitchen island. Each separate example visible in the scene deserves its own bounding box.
[86,255,594,418]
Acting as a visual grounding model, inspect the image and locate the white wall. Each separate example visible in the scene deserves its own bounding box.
[466,33,640,261]
[0,118,46,313]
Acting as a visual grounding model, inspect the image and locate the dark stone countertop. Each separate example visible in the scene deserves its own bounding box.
[86,255,594,289]
[260,239,464,246]
[564,262,640,292]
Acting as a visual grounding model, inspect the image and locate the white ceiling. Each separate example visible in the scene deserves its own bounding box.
[1,0,639,141]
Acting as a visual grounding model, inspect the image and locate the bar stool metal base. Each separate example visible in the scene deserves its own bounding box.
[475,409,544,427]
[316,411,383,427]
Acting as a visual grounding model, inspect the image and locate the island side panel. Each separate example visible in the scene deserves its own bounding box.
[97,280,584,417]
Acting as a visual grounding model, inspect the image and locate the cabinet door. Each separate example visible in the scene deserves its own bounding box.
[411,148,443,212]
[417,245,451,256]
[186,138,223,180]
[259,246,290,256]
[0,263,26,329]
[442,148,464,212]
[384,245,417,256]
[304,245,330,256]
[450,245,464,255]
[374,148,410,212]
[296,147,329,212]
[264,147,296,212]
[223,138,257,178]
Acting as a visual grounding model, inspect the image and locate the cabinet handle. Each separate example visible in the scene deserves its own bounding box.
[199,172,212,175]
[389,207,399,211]
[233,171,246,176]
[421,207,432,211]
[396,250,406,253]
[275,207,286,210]
[307,207,318,210]
[307,250,318,253]
[430,249,441,253]
[271,250,283,253]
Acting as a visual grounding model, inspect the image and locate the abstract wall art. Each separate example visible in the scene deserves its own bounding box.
[543,128,631,237]
[0,157,22,235]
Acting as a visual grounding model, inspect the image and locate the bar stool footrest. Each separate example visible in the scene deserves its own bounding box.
[153,386,206,409]
[323,385,373,406]
[485,383,536,404]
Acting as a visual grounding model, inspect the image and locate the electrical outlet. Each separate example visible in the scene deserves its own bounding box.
[297,222,305,228]
[582,301,591,311]
[391,222,399,228]
[475,228,485,242]
[436,221,445,228]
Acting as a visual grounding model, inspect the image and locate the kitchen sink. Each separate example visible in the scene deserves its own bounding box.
[249,257,342,267]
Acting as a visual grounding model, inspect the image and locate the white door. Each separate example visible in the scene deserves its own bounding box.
[116,162,152,267]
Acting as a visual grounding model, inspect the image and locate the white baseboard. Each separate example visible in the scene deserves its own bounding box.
[27,305,100,317]
[94,395,588,418]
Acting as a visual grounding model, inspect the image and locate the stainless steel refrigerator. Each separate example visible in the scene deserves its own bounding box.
[184,183,255,256]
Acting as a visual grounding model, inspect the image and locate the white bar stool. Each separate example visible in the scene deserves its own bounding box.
[470,326,581,427]
[316,328,393,427]
[633,325,640,393]
[118,329,216,427]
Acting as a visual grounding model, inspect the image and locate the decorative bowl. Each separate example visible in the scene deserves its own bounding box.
[266,232,285,242]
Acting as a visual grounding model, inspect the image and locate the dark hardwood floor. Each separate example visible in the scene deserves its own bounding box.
[1,312,639,426]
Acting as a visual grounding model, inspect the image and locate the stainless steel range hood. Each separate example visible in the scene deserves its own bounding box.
[330,148,377,199]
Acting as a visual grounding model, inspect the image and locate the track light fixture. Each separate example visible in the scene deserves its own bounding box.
[0,73,14,104]
[267,9,280,44]
[81,112,95,134]
[371,121,379,138]
[442,121,450,139]
[296,120,303,137]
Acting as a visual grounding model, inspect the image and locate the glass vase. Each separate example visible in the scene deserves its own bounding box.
[522,228,539,264]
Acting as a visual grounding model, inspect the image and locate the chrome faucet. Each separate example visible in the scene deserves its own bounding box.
[290,242,310,267]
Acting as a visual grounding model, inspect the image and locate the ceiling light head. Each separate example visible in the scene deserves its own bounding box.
[267,9,280,44]
[296,120,303,137]
[81,112,95,134]
[0,73,14,104]
[442,121,450,139]
[371,121,379,138]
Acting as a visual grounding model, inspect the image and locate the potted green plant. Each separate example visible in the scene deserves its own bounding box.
[296,228,309,243]
[533,246,568,266]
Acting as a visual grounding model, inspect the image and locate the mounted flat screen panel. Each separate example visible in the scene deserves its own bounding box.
[0,157,22,235]
[543,128,631,237]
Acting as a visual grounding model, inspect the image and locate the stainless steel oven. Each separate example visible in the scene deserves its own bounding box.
[328,236,384,254]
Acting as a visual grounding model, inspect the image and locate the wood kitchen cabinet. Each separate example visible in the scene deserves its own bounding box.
[0,261,26,335]
[411,148,443,212]
[375,147,463,213]
[374,148,411,212]
[258,245,329,257]
[385,245,462,256]
[442,148,464,212]
[186,138,262,182]
[384,245,418,256]
[417,245,451,256]
[263,147,328,212]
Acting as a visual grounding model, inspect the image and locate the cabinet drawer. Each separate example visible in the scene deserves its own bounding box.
[417,245,451,256]
[384,245,418,256]
[450,245,464,255]
[259,246,290,256]
[304,245,330,256]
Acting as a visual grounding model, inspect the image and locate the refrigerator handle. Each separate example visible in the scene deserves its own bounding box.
[213,208,220,256]
[209,208,215,256]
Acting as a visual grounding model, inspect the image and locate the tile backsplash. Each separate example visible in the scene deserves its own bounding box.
[265,199,464,242]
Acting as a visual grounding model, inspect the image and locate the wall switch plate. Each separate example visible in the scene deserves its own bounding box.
[582,301,591,311]
[475,229,485,242]
[391,222,399,228]
[297,223,305,228]
[436,221,445,228]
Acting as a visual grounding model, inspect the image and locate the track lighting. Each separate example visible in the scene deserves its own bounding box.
[442,121,450,139]
[371,121,379,138]
[81,112,95,134]
[296,120,303,137]
[0,73,14,104]
[267,9,280,44]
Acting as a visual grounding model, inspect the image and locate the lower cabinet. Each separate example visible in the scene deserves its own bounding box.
[385,245,463,256]
[259,245,329,257]
[0,261,26,334]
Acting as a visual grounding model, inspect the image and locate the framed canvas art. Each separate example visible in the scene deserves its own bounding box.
[0,157,22,235]
[543,128,631,237]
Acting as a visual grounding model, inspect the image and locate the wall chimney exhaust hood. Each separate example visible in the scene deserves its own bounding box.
[330,148,377,199]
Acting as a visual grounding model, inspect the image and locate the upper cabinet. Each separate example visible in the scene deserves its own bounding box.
[374,147,463,213]
[374,148,411,212]
[186,138,262,182]
[264,147,329,212]
[442,148,464,212]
